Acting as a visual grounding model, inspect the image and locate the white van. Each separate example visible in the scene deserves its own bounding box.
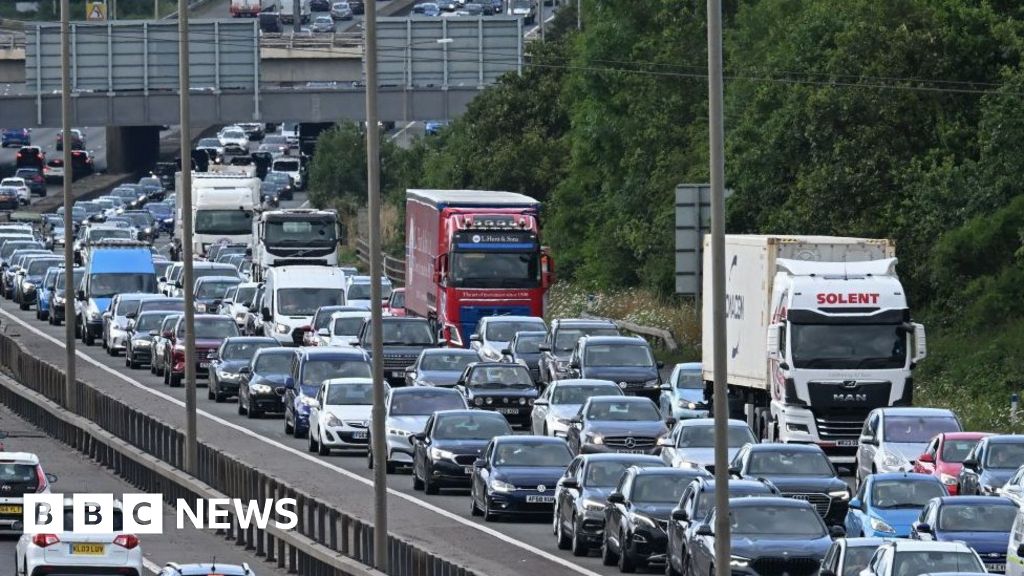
[261,265,347,345]
[270,157,303,191]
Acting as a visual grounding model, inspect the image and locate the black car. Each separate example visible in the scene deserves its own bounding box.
[566,395,671,455]
[454,362,539,428]
[469,435,572,521]
[554,453,666,556]
[348,0,364,14]
[14,168,46,196]
[730,443,850,527]
[14,255,61,310]
[958,434,1024,495]
[501,330,545,383]
[125,310,175,369]
[137,177,164,201]
[122,210,158,241]
[153,162,177,190]
[47,267,83,326]
[238,347,297,418]
[404,348,482,387]
[568,335,663,400]
[310,0,330,10]
[411,409,513,494]
[538,319,620,386]
[0,187,19,210]
[208,337,279,402]
[686,497,838,576]
[667,478,780,576]
[355,317,438,385]
[601,466,712,572]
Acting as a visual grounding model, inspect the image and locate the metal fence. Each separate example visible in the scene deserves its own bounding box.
[355,237,406,285]
[0,329,474,576]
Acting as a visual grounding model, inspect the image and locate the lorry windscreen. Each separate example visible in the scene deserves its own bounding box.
[278,288,345,316]
[449,251,539,288]
[196,210,253,235]
[790,323,906,369]
[265,219,336,247]
[89,273,157,298]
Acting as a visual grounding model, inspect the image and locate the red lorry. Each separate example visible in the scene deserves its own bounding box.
[405,189,554,347]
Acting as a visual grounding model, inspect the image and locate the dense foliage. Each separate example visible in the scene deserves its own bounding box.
[308,0,1024,427]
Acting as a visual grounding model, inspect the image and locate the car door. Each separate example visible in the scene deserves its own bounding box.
[414,415,435,478]
[556,458,581,533]
[565,406,584,454]
[473,441,495,508]
[820,542,839,576]
[607,472,632,553]
[285,355,301,424]
[668,485,694,567]
[846,478,869,536]
[532,384,551,435]
[911,501,936,541]
[568,343,583,379]
[858,412,880,481]
[309,383,324,441]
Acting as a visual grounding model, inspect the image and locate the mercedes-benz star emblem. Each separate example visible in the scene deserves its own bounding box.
[624,437,636,449]
[618,381,628,389]
[537,485,546,492]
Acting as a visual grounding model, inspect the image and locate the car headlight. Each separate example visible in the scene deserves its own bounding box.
[276,323,290,334]
[582,499,605,512]
[586,433,604,445]
[133,339,151,348]
[21,281,34,292]
[251,383,273,394]
[644,378,660,387]
[389,428,412,437]
[489,478,515,493]
[473,397,483,406]
[219,372,241,382]
[869,517,895,534]
[828,489,850,500]
[939,473,958,486]
[196,303,207,313]
[730,557,750,568]
[325,413,342,427]
[678,400,697,409]
[429,447,455,461]
[54,295,65,305]
[300,396,318,407]
[881,451,908,469]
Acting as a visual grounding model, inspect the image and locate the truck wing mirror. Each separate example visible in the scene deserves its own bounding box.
[766,323,783,361]
[912,322,927,363]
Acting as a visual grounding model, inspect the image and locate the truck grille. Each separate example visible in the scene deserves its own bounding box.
[782,493,831,517]
[383,355,416,370]
[604,436,657,449]
[814,415,868,442]
[751,557,820,576]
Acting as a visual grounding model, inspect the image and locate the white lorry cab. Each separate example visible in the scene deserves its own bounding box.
[261,265,347,346]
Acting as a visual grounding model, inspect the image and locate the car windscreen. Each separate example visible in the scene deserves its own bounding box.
[891,551,984,575]
[27,259,60,275]
[746,450,835,477]
[140,300,185,313]
[940,438,979,463]
[114,298,142,316]
[551,384,621,405]
[420,352,480,372]
[362,320,434,346]
[585,400,660,422]
[326,382,373,405]
[553,327,619,353]
[222,341,275,361]
[135,313,169,332]
[333,316,367,336]
[883,416,961,443]
[196,280,240,299]
[389,391,465,416]
[432,415,511,440]
[632,474,691,504]
[675,371,702,389]
[89,273,157,298]
[512,333,544,354]
[347,283,371,300]
[254,352,294,375]
[467,365,534,388]
[235,286,257,305]
[278,288,345,316]
[484,320,546,342]
[493,442,571,467]
[194,266,237,281]
[986,442,1024,469]
[390,290,405,308]
[302,359,371,386]
[677,425,755,449]
[938,503,1017,532]
[274,160,300,172]
[727,505,826,537]
[584,461,635,487]
[584,344,654,367]
[870,479,947,509]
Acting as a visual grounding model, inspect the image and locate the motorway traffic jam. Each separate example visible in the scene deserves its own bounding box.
[0,119,1020,576]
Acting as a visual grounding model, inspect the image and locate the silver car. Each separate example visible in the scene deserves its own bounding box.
[330,1,353,19]
[370,386,467,473]
[469,315,547,363]
[659,418,757,470]
[530,378,622,438]
[855,407,962,485]
[311,15,336,33]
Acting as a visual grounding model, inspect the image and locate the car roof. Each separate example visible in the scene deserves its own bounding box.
[581,335,647,345]
[877,407,957,417]
[0,452,39,465]
[552,379,619,388]
[163,564,251,576]
[491,434,566,445]
[223,336,278,344]
[587,395,652,404]
[747,442,824,453]
[842,537,896,548]
[195,275,242,283]
[631,466,708,477]
[691,478,774,492]
[434,409,507,419]
[481,315,544,323]
[883,540,974,552]
[869,472,942,483]
[939,432,989,440]
[675,418,749,428]
[934,495,1016,507]
[984,434,1024,444]
[391,386,460,396]
[554,318,618,328]
[322,377,373,386]
[729,496,810,508]
[300,347,368,359]
[578,453,664,464]
[254,346,297,357]
[423,348,479,356]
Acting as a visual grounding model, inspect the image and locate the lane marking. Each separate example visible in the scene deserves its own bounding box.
[0,309,604,576]
[143,557,162,574]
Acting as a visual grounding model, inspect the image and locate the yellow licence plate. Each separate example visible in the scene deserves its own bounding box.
[0,505,22,514]
[70,543,105,555]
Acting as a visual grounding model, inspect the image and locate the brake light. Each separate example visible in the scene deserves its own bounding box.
[113,534,139,549]
[35,465,47,493]
[32,533,60,547]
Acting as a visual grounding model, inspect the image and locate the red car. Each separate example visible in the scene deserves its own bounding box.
[912,431,990,495]
[384,288,406,317]
[162,314,239,387]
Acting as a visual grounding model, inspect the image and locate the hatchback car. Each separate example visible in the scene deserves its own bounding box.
[911,496,1016,574]
[404,348,482,387]
[501,330,546,383]
[817,537,892,576]
[856,407,962,483]
[308,377,382,455]
[659,362,708,420]
[530,378,622,437]
[912,432,990,495]
[858,539,986,576]
[0,452,58,534]
[2,128,31,148]
[125,310,176,369]
[411,409,513,494]
[538,319,620,386]
[470,315,547,363]
[959,434,1024,496]
[238,347,296,418]
[208,336,278,402]
[660,418,756,470]
[283,347,372,438]
[369,386,467,472]
[568,336,663,399]
[16,499,141,576]
[469,435,572,521]
[318,310,371,347]
[845,472,947,537]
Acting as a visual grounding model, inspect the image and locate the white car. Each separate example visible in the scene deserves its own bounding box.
[530,379,622,437]
[16,499,142,576]
[470,315,547,363]
[855,407,962,485]
[308,377,386,455]
[0,452,57,534]
[318,310,371,346]
[659,418,757,470]
[270,158,303,191]
[0,177,30,205]
[217,126,250,154]
[858,540,985,576]
[219,281,260,329]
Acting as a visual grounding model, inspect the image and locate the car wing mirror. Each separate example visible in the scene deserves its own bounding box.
[473,458,486,468]
[606,492,625,504]
[913,522,931,534]
[695,524,713,536]
[918,452,934,464]
[45,473,58,484]
[828,525,846,539]
[671,508,688,522]
[859,435,878,446]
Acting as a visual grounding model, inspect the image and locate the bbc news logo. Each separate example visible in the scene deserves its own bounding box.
[23,494,299,534]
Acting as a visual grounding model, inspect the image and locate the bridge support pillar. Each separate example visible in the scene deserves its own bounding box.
[105,125,161,174]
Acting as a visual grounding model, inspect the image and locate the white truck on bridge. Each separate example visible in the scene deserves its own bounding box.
[701,235,927,464]
[174,172,261,258]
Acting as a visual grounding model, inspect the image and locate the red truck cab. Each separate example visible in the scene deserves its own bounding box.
[405,190,554,347]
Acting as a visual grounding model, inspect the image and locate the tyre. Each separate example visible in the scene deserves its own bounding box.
[412,466,424,491]
[247,400,260,419]
[424,471,439,495]
[18,299,28,311]
[367,447,374,469]
[469,492,482,516]
[307,430,318,453]
[482,497,498,522]
[666,559,682,576]
[170,373,182,387]
[385,460,397,474]
[618,531,636,573]
[555,515,571,550]
[284,413,294,435]
[293,421,305,438]
[237,400,245,416]
[571,518,589,557]
[317,435,330,456]
[127,354,137,369]
[602,534,619,566]
[207,383,215,400]
[83,327,94,346]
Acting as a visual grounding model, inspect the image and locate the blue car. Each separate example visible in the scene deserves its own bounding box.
[911,496,1017,574]
[659,362,708,419]
[1,128,30,148]
[424,120,448,135]
[846,472,947,537]
[470,435,572,521]
[282,347,372,438]
[36,266,63,321]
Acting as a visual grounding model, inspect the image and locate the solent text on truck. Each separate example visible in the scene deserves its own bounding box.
[701,235,927,464]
